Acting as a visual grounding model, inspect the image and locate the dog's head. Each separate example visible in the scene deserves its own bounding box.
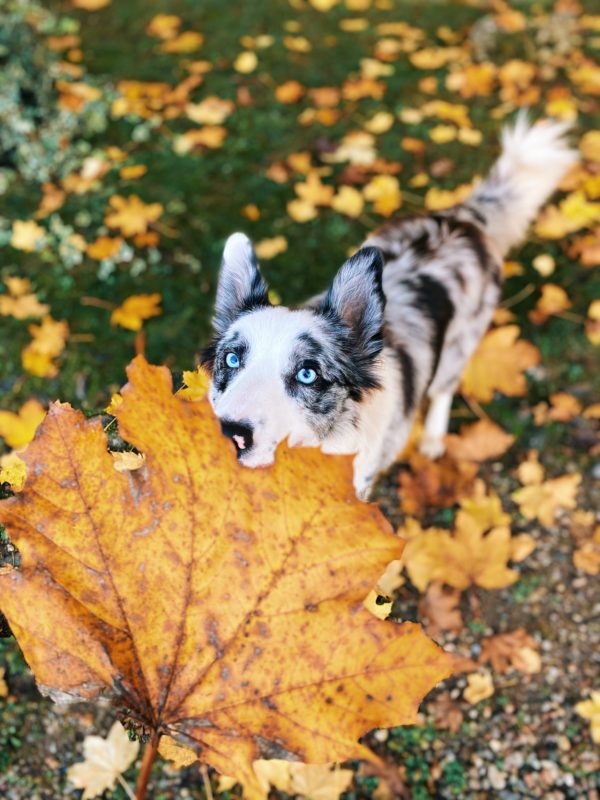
[202,233,385,467]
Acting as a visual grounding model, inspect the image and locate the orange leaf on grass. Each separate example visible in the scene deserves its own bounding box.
[275,81,306,104]
[0,358,452,797]
[86,236,123,261]
[145,14,181,40]
[160,32,204,54]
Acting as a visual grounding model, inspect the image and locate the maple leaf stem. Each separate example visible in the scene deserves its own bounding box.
[501,283,535,309]
[462,395,490,421]
[117,774,137,800]
[80,296,116,310]
[200,763,214,800]
[134,733,159,800]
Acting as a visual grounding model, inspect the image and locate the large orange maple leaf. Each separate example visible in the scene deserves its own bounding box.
[0,357,451,796]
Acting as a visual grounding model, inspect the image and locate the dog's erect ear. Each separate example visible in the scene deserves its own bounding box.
[213,233,270,335]
[321,246,385,358]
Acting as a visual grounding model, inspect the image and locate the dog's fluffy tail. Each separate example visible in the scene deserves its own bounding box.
[461,114,578,257]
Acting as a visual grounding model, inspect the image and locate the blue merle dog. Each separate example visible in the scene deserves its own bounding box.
[202,116,575,498]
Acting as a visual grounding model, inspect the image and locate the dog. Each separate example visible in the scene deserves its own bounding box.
[202,116,576,498]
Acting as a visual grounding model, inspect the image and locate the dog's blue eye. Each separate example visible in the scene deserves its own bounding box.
[225,352,240,369]
[296,367,317,385]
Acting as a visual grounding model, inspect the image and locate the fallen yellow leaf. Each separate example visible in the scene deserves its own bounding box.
[10,220,45,252]
[185,97,234,125]
[529,284,571,324]
[460,326,540,403]
[105,195,163,238]
[0,452,27,492]
[72,0,111,9]
[575,692,600,744]
[463,671,494,704]
[331,186,365,218]
[0,400,46,450]
[512,467,580,527]
[363,174,402,216]
[234,51,258,73]
[160,31,204,54]
[67,721,139,799]
[254,236,288,260]
[111,294,162,331]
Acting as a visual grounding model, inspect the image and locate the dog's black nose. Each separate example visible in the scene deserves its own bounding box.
[220,419,254,456]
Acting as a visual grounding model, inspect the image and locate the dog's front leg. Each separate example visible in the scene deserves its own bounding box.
[353,414,416,500]
[419,391,453,460]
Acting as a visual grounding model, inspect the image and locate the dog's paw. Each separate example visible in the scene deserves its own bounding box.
[418,435,445,460]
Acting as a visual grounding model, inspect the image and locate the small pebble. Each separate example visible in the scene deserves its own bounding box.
[488,763,507,790]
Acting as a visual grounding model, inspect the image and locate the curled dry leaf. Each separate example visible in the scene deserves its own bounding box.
[418,582,463,637]
[427,691,463,733]
[0,357,452,798]
[478,629,541,675]
[445,419,515,462]
[399,453,478,515]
